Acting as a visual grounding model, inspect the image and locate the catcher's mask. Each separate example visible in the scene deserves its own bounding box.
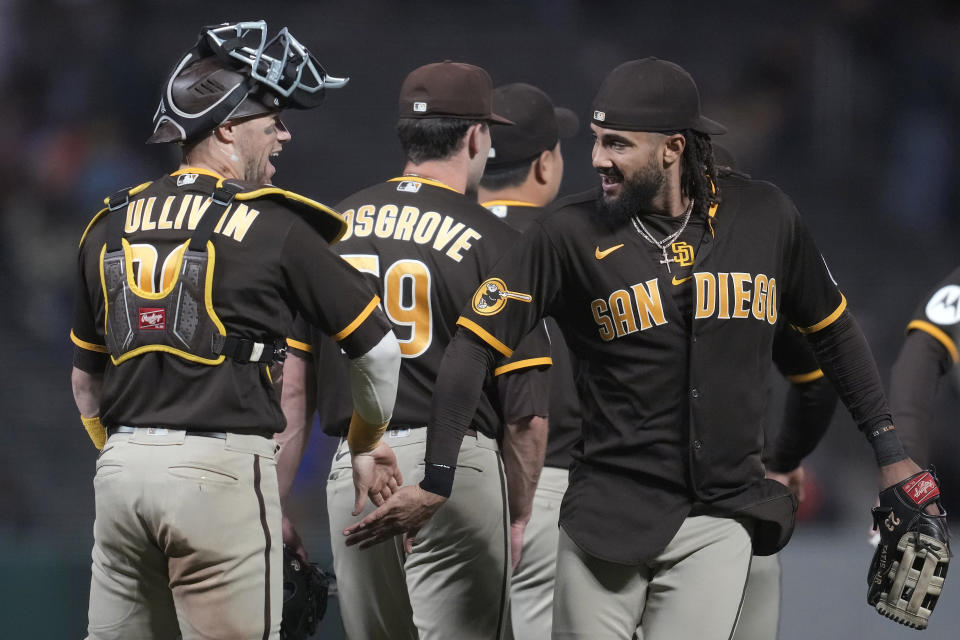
[148,20,348,144]
[281,546,329,640]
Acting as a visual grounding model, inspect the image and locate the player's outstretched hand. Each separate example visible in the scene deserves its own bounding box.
[351,440,404,516]
[282,515,309,562]
[343,484,446,551]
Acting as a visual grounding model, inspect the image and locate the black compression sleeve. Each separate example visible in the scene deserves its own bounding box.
[421,329,498,497]
[804,310,906,465]
[766,377,838,472]
[888,330,953,468]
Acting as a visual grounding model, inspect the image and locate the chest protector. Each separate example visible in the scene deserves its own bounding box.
[100,183,283,366]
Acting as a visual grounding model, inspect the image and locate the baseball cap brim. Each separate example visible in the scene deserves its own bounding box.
[489,112,515,126]
[555,107,579,139]
[694,115,726,136]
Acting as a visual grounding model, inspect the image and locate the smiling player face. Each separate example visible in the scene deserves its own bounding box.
[231,112,292,184]
[591,124,668,224]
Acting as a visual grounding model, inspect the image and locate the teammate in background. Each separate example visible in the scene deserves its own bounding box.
[69,21,401,639]
[345,57,934,639]
[736,329,839,639]
[710,148,840,640]
[889,267,960,468]
[277,61,551,640]
[477,82,579,640]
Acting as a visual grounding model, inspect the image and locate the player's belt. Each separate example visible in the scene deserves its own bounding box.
[386,425,477,437]
[107,425,253,440]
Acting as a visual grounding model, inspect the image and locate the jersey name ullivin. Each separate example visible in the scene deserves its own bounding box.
[122,195,260,243]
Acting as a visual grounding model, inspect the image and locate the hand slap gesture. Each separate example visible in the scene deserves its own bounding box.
[343,484,447,551]
[350,440,404,516]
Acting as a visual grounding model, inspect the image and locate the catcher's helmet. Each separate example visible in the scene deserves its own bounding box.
[148,20,348,144]
[281,546,330,640]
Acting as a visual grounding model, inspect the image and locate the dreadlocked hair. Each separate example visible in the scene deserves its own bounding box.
[680,130,720,218]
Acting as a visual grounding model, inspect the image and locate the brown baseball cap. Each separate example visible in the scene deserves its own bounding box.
[487,83,579,167]
[591,57,725,135]
[399,61,514,124]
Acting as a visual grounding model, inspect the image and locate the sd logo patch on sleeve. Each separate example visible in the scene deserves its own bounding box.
[472,278,532,316]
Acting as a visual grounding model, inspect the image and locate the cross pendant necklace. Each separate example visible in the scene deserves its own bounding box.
[631,199,694,275]
[659,250,676,273]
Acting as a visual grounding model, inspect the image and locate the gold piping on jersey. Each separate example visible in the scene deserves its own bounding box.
[457,316,514,357]
[234,187,347,244]
[79,182,153,247]
[795,294,847,334]
[786,369,826,384]
[332,296,382,342]
[480,199,538,208]
[387,175,461,194]
[99,240,228,366]
[286,338,313,353]
[906,319,959,364]
[70,330,109,353]
[84,171,346,247]
[494,356,553,377]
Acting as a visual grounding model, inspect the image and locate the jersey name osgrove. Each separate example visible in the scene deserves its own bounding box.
[339,204,482,263]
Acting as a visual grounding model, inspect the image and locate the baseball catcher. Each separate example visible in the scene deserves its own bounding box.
[868,468,950,629]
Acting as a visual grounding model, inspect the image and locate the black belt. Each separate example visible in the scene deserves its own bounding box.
[108,426,228,439]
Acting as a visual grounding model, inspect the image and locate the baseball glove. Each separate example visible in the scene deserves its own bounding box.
[281,546,330,640]
[867,469,950,629]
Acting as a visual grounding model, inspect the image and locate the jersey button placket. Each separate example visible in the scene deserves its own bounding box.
[690,388,703,451]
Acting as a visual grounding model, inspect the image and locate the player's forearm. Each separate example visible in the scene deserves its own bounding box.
[501,415,548,525]
[804,310,906,466]
[277,353,317,503]
[346,331,401,454]
[71,366,103,417]
[766,377,837,473]
[888,331,952,468]
[422,329,497,497]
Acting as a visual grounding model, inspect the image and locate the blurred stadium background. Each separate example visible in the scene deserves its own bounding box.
[1,1,958,637]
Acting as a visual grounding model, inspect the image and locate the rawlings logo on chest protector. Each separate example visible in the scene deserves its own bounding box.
[139,308,166,330]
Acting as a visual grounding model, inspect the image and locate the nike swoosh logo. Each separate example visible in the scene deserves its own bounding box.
[334,450,350,462]
[595,244,624,259]
[672,275,693,285]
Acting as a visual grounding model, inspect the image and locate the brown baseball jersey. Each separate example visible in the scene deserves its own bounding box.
[482,199,581,468]
[288,177,551,438]
[71,168,391,433]
[457,175,845,564]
